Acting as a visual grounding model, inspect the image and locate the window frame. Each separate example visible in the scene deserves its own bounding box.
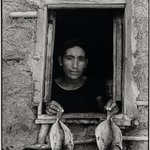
[35,0,138,127]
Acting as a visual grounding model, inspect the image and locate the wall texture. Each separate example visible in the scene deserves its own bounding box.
[2,0,40,150]
[125,0,148,149]
[2,0,149,150]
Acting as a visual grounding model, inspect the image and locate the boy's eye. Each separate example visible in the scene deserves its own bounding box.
[78,57,85,62]
[65,56,74,60]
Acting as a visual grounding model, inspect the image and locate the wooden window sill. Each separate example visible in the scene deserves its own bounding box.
[35,113,133,128]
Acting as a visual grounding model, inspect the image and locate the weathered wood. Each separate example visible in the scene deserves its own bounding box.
[113,17,117,103]
[116,16,122,102]
[36,119,99,124]
[123,136,148,141]
[46,0,126,4]
[36,7,48,115]
[36,113,132,126]
[44,11,56,102]
[37,113,132,120]
[10,11,37,18]
[38,124,50,145]
[113,14,123,104]
[45,0,126,8]
[122,0,138,118]
[39,6,48,115]
[47,4,125,9]
[38,113,106,119]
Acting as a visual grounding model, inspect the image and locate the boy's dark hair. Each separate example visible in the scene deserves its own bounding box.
[59,39,88,58]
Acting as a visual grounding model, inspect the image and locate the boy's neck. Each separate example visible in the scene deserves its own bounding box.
[55,76,87,90]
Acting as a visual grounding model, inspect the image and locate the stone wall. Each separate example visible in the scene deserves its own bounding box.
[2,0,40,150]
[2,0,149,150]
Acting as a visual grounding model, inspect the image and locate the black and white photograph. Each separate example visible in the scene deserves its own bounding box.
[2,0,149,150]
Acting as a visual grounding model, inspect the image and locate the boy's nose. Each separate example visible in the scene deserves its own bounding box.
[72,60,78,68]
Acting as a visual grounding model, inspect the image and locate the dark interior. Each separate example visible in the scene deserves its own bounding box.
[47,9,123,113]
[52,9,116,81]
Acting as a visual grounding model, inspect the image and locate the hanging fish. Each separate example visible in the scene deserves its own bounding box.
[60,121,74,150]
[49,110,64,150]
[95,114,113,150]
[111,120,123,150]
[95,106,121,150]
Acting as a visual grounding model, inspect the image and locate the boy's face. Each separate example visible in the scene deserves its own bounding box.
[59,46,88,80]
[105,79,113,98]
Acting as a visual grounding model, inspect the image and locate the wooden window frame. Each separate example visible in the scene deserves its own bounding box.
[35,0,138,127]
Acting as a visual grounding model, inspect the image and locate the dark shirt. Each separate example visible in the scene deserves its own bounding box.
[48,79,104,113]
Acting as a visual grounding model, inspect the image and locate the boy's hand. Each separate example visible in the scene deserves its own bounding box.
[46,100,64,116]
[104,99,119,114]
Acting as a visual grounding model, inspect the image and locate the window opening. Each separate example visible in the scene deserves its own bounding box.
[35,1,138,126]
[49,9,123,113]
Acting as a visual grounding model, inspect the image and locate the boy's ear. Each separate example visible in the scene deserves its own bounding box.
[58,56,62,66]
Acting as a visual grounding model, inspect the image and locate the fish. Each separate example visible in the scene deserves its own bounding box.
[111,121,123,150]
[60,121,74,150]
[49,110,64,150]
[95,118,113,150]
[95,106,122,150]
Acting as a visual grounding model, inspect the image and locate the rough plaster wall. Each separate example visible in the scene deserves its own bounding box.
[132,0,148,132]
[124,0,148,149]
[132,0,148,102]
[2,0,40,150]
